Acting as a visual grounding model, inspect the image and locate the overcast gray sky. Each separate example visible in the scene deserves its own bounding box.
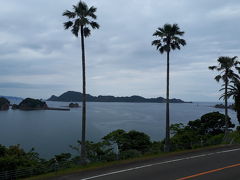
[0,0,240,101]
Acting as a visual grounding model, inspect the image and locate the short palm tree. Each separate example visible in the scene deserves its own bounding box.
[209,56,240,134]
[152,24,186,152]
[226,78,240,124]
[63,1,99,162]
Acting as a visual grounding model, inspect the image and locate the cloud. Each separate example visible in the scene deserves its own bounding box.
[0,0,240,101]
[0,82,64,89]
[208,5,240,19]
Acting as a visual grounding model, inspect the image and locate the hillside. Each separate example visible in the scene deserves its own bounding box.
[47,91,190,103]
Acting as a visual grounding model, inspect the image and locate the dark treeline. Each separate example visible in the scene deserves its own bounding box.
[47,91,188,103]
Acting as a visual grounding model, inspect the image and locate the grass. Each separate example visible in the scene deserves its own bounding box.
[22,143,232,180]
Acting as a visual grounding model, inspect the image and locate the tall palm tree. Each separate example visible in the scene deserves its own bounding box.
[209,56,240,135]
[63,1,99,162]
[152,24,186,152]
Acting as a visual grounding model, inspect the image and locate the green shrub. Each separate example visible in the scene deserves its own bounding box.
[120,149,142,160]
[148,141,164,154]
[228,131,240,144]
[205,134,224,146]
[103,129,152,153]
[0,145,42,171]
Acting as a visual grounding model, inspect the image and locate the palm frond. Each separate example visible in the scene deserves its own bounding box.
[157,27,165,33]
[72,5,79,15]
[62,10,76,18]
[214,75,222,82]
[217,67,224,71]
[219,87,225,91]
[163,24,172,32]
[63,21,73,29]
[90,21,100,29]
[151,40,161,49]
[159,46,167,54]
[71,26,79,37]
[79,17,90,26]
[78,1,88,14]
[208,66,217,70]
[179,39,186,46]
[88,6,97,19]
[71,19,80,37]
[235,67,240,73]
[153,30,164,37]
[170,43,177,50]
[219,94,225,100]
[83,27,91,37]
[232,56,238,61]
[172,24,185,36]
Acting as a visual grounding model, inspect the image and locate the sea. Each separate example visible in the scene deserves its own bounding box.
[0,101,237,159]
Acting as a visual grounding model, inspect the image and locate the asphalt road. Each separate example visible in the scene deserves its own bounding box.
[53,145,240,180]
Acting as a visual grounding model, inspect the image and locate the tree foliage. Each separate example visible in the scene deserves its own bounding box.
[209,56,240,84]
[188,112,234,136]
[152,24,186,53]
[63,1,99,38]
[103,130,151,153]
[0,145,42,171]
[70,140,114,162]
[170,112,235,150]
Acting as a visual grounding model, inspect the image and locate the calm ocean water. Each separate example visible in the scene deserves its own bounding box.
[0,101,237,158]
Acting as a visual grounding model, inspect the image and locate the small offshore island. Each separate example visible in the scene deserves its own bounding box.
[0,97,70,111]
[0,97,10,110]
[48,91,192,103]
[214,103,235,110]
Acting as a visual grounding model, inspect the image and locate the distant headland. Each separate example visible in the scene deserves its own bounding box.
[47,91,191,103]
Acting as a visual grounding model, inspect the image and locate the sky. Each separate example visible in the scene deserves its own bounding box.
[0,0,240,101]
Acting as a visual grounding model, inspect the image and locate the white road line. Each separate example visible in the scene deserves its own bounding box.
[80,147,240,180]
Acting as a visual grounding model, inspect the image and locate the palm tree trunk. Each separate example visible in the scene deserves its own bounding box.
[80,25,87,163]
[224,74,228,137]
[165,50,170,152]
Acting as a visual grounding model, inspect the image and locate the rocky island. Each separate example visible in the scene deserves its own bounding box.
[48,91,191,103]
[0,97,10,111]
[17,98,48,110]
[69,103,80,108]
[11,98,70,111]
[214,103,235,110]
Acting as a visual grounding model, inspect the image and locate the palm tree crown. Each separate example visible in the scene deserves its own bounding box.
[63,1,99,37]
[209,56,240,83]
[152,24,186,53]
